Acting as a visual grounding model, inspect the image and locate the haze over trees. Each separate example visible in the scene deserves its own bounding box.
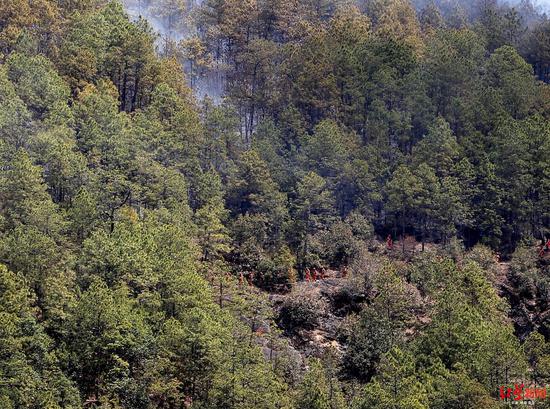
[0,0,550,408]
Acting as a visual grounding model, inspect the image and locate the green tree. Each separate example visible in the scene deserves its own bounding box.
[295,359,330,409]
[194,170,231,264]
[355,347,429,409]
[424,29,485,135]
[0,66,31,149]
[0,264,80,408]
[412,117,459,178]
[386,164,422,251]
[291,171,335,270]
[67,278,152,405]
[6,53,72,124]
[343,305,400,381]
[484,45,536,119]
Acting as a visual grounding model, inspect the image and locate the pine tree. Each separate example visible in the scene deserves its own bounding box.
[0,264,80,408]
[295,359,330,409]
[386,164,422,251]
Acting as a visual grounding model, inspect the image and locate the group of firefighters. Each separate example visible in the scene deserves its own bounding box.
[237,238,550,287]
[304,267,323,282]
[237,265,349,286]
[304,265,348,281]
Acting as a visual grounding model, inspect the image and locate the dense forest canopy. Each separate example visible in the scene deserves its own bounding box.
[0,0,550,408]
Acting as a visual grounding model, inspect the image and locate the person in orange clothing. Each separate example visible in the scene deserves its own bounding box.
[340,265,348,278]
[305,268,311,282]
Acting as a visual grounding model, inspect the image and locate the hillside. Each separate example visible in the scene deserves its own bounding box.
[0,0,550,408]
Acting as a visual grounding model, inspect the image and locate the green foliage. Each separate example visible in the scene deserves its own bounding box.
[295,359,331,409]
[0,264,80,408]
[354,348,429,409]
[0,66,31,149]
[344,305,399,381]
[279,287,327,333]
[0,0,549,407]
[6,53,72,124]
[485,46,536,118]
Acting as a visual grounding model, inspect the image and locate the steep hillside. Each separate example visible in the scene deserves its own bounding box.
[0,1,550,408]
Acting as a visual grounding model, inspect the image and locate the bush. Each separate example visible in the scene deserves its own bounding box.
[278,287,327,333]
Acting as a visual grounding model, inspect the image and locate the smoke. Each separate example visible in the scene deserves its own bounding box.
[123,2,186,42]
[531,0,550,10]
[124,0,548,105]
[193,70,225,104]
[122,0,225,104]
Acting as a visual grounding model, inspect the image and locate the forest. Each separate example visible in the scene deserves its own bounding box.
[0,0,550,407]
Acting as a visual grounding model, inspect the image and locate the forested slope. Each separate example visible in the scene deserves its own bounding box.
[0,0,550,408]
